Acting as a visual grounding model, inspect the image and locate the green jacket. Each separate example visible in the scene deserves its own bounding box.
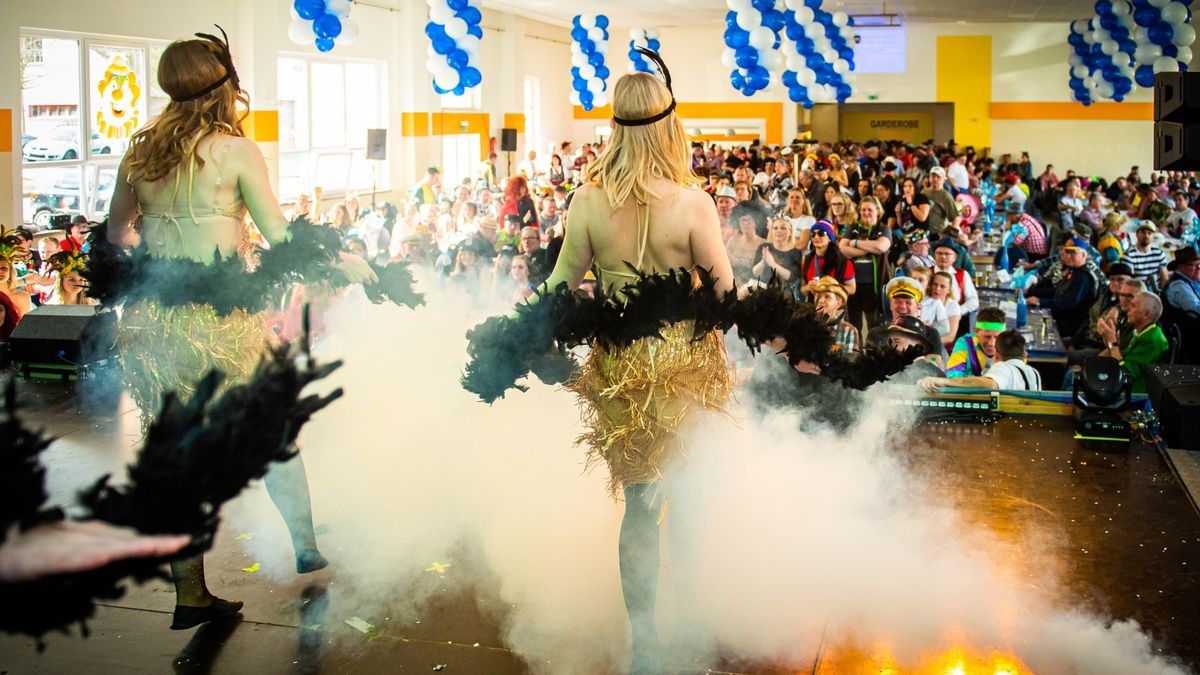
[1121,323,1168,394]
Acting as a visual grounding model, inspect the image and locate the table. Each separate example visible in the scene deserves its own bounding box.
[978,289,1067,363]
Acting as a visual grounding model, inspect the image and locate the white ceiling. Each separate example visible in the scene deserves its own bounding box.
[480,0,1102,28]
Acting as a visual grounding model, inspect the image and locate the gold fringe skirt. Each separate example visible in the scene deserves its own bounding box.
[116,300,274,430]
[567,321,732,496]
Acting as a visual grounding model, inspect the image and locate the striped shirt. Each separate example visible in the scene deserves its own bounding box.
[1122,246,1168,288]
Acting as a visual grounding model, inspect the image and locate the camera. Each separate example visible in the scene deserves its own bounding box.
[50,213,71,230]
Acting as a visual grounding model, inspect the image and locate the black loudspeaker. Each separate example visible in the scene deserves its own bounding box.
[8,305,116,374]
[1154,73,1200,170]
[366,128,387,160]
[1155,72,1200,122]
[500,128,518,152]
[1146,364,1200,450]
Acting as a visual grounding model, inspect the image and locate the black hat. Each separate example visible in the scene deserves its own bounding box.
[932,238,958,253]
[1106,262,1134,278]
[886,315,939,356]
[1168,247,1198,271]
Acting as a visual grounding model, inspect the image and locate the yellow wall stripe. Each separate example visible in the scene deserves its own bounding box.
[990,102,1153,120]
[401,112,429,138]
[936,35,992,148]
[0,109,12,153]
[503,113,525,133]
[573,101,785,145]
[243,110,279,143]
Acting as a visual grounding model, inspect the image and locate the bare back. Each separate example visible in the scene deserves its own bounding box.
[546,179,735,297]
[108,134,289,262]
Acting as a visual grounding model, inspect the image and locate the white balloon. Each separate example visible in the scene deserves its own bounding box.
[596,40,610,54]
[1098,81,1115,99]
[1134,43,1163,64]
[288,17,314,45]
[804,22,823,39]
[736,9,762,31]
[1161,2,1188,25]
[1071,64,1088,79]
[1135,27,1148,43]
[587,77,604,94]
[761,50,783,70]
[822,48,838,62]
[290,6,301,20]
[444,17,468,40]
[570,41,581,55]
[780,39,798,57]
[1101,39,1119,56]
[795,6,814,23]
[843,71,857,85]
[785,53,804,71]
[1172,24,1196,47]
[1153,55,1180,73]
[722,48,737,68]
[587,26,604,42]
[1111,0,1130,16]
[645,29,660,39]
[579,63,595,79]
[429,3,454,24]
[831,11,848,27]
[569,90,581,106]
[434,70,460,91]
[326,0,352,18]
[630,28,645,40]
[1082,31,1095,45]
[727,0,749,10]
[458,35,481,53]
[1178,48,1193,65]
[578,14,596,29]
[336,18,359,44]
[593,92,608,107]
[749,26,774,50]
[821,84,836,100]
[833,58,849,74]
[1068,54,1083,67]
[632,38,647,49]
[841,26,855,42]
[797,67,816,86]
[572,52,588,68]
[1147,0,1170,7]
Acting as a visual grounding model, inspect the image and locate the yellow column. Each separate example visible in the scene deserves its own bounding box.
[936,36,992,149]
[243,110,280,191]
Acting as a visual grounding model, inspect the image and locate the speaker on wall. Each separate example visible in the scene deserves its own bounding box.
[1154,73,1200,170]
[500,128,518,152]
[366,128,387,160]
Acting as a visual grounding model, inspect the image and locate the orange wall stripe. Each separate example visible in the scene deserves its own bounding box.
[990,102,1154,121]
[401,112,429,137]
[503,113,525,133]
[573,102,784,145]
[243,110,279,143]
[0,109,12,152]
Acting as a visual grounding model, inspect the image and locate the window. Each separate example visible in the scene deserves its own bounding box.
[277,55,388,203]
[523,76,541,157]
[19,31,164,229]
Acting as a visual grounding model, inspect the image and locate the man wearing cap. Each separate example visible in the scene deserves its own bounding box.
[923,167,960,237]
[1072,261,1134,350]
[1162,247,1200,363]
[811,276,859,355]
[496,214,523,251]
[1096,291,1169,393]
[945,306,1007,378]
[868,277,947,361]
[1122,222,1170,291]
[932,239,979,317]
[919,329,1042,393]
[714,185,739,243]
[904,231,935,271]
[410,166,443,207]
[1025,236,1102,341]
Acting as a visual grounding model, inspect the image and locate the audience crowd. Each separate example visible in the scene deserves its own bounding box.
[4,136,1198,394]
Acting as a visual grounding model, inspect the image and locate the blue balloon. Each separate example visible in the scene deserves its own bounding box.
[1099,14,1118,31]
[804,0,822,8]
[806,54,824,71]
[453,85,465,96]
[786,24,803,41]
[294,0,323,20]
[448,49,470,69]
[629,49,640,60]
[595,65,610,80]
[741,84,757,96]
[836,82,852,99]
[648,39,660,50]
[425,22,446,40]
[763,10,786,31]
[448,0,468,9]
[1095,0,1113,13]
[1163,44,1178,58]
[747,66,770,89]
[1149,21,1174,45]
[572,16,582,27]
[773,34,782,50]
[782,71,798,87]
[315,37,334,52]
[573,77,586,91]
[825,23,840,39]
[459,67,481,88]
[571,26,587,42]
[1113,93,1125,101]
[1069,76,1084,90]
[751,0,774,11]
[725,10,739,27]
[432,34,456,55]
[1182,62,1189,73]
[1133,6,1159,27]
[596,15,609,29]
[578,38,593,53]
[467,24,483,38]
[458,7,482,25]
[1114,78,1133,94]
[725,27,749,48]
[580,90,594,109]
[736,45,758,66]
[1068,33,1084,47]
[731,70,746,90]
[588,51,605,67]
[839,47,853,60]
[1135,64,1156,87]
[433,82,451,95]
[801,98,814,109]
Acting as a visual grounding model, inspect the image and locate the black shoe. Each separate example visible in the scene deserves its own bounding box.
[296,549,329,574]
[170,598,243,630]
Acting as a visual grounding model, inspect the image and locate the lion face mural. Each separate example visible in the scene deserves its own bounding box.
[96,55,141,140]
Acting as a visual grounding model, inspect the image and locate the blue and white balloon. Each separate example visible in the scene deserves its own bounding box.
[724,0,787,97]
[778,0,856,105]
[424,0,484,95]
[289,0,360,52]
[572,14,610,110]
[629,28,661,73]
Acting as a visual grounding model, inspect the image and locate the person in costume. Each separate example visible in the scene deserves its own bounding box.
[0,230,34,318]
[530,51,735,670]
[105,27,375,631]
[945,306,1006,378]
[44,251,97,306]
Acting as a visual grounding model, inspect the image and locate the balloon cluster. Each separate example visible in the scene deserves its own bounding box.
[289,0,360,52]
[721,0,786,96]
[1128,0,1195,86]
[779,0,857,107]
[570,15,611,111]
[423,0,484,96]
[628,28,661,73]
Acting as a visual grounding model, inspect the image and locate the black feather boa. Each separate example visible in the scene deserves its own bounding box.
[462,269,917,403]
[0,345,342,644]
[83,217,423,315]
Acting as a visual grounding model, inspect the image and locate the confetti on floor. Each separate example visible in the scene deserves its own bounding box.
[241,563,261,573]
[234,532,253,541]
[345,617,374,634]
[424,562,451,574]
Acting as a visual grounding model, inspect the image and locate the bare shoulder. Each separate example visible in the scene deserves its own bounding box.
[571,182,605,206]
[676,186,717,219]
[211,135,263,165]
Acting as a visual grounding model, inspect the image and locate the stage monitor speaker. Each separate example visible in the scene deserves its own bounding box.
[1154,121,1200,171]
[1155,72,1200,122]
[1146,364,1200,450]
[8,305,116,368]
[366,128,387,160]
[500,128,518,152]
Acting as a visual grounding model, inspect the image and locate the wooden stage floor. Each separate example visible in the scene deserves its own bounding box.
[1,380,1198,674]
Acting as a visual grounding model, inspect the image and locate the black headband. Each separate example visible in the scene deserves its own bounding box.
[612,47,677,127]
[172,25,240,103]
